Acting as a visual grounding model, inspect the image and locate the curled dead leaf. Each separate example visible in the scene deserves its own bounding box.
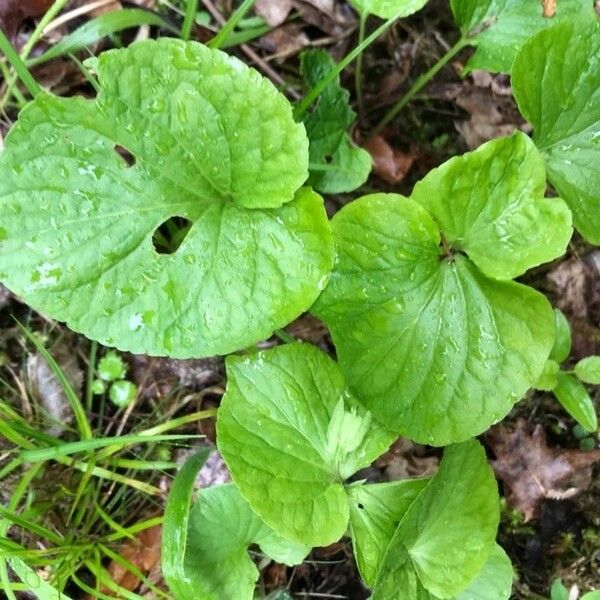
[0,0,53,44]
[542,0,557,17]
[363,135,415,184]
[255,0,293,26]
[260,23,310,60]
[486,419,600,521]
[96,524,162,597]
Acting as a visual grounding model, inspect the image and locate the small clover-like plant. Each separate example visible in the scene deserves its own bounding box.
[0,39,334,358]
[210,343,510,599]
[535,309,599,433]
[512,20,600,245]
[313,132,572,445]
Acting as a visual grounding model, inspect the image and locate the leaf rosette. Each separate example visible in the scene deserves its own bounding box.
[313,132,573,445]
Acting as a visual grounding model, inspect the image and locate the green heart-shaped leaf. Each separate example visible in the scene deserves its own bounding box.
[313,134,571,445]
[450,0,595,74]
[185,484,309,600]
[513,20,600,244]
[0,39,334,358]
[301,49,371,194]
[349,0,429,19]
[373,441,499,599]
[348,479,430,587]
[217,343,396,547]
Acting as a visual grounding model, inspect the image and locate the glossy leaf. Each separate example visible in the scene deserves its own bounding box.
[455,544,513,600]
[450,0,595,74]
[185,484,310,600]
[0,39,333,358]
[373,441,499,599]
[513,21,600,244]
[550,309,572,363]
[162,449,211,600]
[217,343,395,546]
[349,0,429,19]
[301,49,371,193]
[574,356,600,385]
[347,478,430,587]
[554,373,598,432]
[410,133,572,281]
[314,135,568,445]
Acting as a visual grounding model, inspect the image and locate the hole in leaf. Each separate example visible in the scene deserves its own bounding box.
[114,144,136,167]
[152,216,193,255]
[357,503,364,510]
[324,154,333,164]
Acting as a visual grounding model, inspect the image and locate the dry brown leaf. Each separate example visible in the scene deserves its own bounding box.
[542,0,557,17]
[375,438,439,480]
[255,0,293,26]
[101,525,162,596]
[486,419,600,521]
[291,0,355,35]
[455,88,518,149]
[0,0,53,44]
[363,135,415,184]
[260,23,310,60]
[27,339,83,437]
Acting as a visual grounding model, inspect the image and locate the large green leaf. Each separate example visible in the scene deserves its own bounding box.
[512,20,600,244]
[313,134,569,445]
[349,0,429,19]
[373,441,500,599]
[348,479,430,587]
[301,49,371,193]
[184,484,310,600]
[455,544,513,600]
[217,343,396,547]
[0,39,333,358]
[450,0,595,74]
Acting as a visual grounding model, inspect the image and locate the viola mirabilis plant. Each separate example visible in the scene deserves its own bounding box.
[0,4,599,600]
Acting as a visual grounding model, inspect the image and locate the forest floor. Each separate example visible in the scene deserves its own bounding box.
[0,0,599,598]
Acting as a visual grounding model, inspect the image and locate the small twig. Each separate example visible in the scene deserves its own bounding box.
[202,0,301,99]
[42,0,117,35]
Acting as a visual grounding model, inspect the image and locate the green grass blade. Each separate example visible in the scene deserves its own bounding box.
[28,9,174,67]
[208,0,256,49]
[21,433,195,462]
[181,0,199,41]
[17,322,92,441]
[162,449,210,599]
[9,557,73,600]
[0,28,41,98]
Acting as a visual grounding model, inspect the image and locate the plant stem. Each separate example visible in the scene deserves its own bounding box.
[294,13,398,120]
[0,29,41,99]
[181,0,199,41]
[274,328,296,344]
[354,12,367,117]
[208,0,256,50]
[370,36,467,138]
